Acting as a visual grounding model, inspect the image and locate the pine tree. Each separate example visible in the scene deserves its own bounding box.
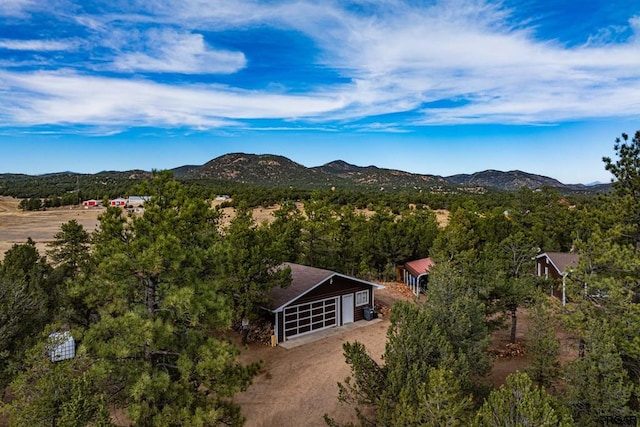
[525,296,560,388]
[474,372,573,427]
[564,321,634,425]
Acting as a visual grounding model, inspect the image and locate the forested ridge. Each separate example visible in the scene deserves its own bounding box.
[0,134,638,426]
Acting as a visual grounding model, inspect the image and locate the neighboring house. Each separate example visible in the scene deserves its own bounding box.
[127,196,149,207]
[267,263,384,344]
[535,252,580,305]
[402,257,434,295]
[82,199,100,208]
[110,198,127,207]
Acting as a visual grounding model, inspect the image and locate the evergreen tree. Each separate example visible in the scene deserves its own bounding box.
[525,296,561,388]
[219,202,291,343]
[0,241,55,391]
[47,219,91,275]
[474,372,573,426]
[487,232,538,343]
[327,303,477,427]
[422,263,492,379]
[2,332,113,426]
[430,207,480,266]
[300,196,339,268]
[564,321,634,425]
[267,200,304,264]
[603,130,640,250]
[394,367,472,427]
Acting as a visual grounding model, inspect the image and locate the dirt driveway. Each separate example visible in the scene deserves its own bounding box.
[234,285,407,427]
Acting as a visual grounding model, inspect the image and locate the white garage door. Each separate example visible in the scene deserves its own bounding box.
[284,296,338,340]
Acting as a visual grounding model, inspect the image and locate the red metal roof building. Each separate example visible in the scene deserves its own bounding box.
[402,257,434,295]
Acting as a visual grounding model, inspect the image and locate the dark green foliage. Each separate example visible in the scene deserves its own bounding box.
[474,372,574,426]
[0,276,49,391]
[485,232,538,343]
[0,171,147,201]
[2,337,114,426]
[266,200,305,264]
[18,197,43,211]
[418,265,492,379]
[219,201,292,325]
[3,172,264,426]
[47,219,91,274]
[328,272,489,426]
[76,171,260,425]
[603,130,640,249]
[564,321,634,425]
[525,296,560,388]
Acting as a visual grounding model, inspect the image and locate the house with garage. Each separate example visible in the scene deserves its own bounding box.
[402,257,434,295]
[535,252,580,305]
[267,263,384,344]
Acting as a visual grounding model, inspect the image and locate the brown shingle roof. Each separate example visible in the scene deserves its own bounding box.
[404,257,434,277]
[268,263,383,312]
[538,252,580,274]
[268,263,334,311]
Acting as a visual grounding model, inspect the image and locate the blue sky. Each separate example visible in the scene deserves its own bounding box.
[1,0,639,184]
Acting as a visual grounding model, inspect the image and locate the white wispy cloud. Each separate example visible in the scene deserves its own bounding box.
[111,28,246,74]
[0,0,34,17]
[0,70,347,128]
[0,38,78,51]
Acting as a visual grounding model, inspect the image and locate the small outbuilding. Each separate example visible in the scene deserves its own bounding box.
[402,257,435,295]
[267,263,384,344]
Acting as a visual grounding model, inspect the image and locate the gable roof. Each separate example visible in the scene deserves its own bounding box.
[268,262,383,312]
[536,252,580,275]
[404,257,435,277]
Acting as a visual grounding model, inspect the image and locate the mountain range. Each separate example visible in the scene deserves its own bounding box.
[172,153,610,193]
[0,153,612,195]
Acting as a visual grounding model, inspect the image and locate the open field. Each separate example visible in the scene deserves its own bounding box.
[0,197,103,259]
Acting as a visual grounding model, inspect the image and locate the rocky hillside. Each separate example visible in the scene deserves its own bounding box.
[312,160,447,189]
[446,169,611,192]
[181,153,334,187]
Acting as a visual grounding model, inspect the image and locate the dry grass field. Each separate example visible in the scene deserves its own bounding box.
[0,196,103,259]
